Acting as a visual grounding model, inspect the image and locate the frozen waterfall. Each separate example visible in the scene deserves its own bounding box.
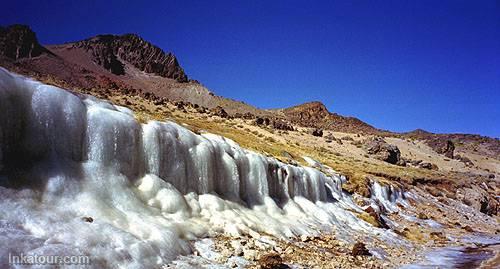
[0,68,391,268]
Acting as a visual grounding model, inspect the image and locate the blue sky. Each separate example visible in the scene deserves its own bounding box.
[2,0,499,137]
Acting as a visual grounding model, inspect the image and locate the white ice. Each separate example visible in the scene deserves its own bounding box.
[0,68,399,268]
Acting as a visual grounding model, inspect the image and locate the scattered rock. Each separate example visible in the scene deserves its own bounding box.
[272,119,294,131]
[455,154,474,166]
[419,162,438,170]
[210,106,228,118]
[255,117,270,126]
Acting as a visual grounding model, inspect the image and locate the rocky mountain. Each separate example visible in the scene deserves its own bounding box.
[70,34,188,82]
[1,24,499,268]
[274,101,380,134]
[0,24,269,115]
[0,24,51,60]
[0,24,497,144]
[0,24,381,133]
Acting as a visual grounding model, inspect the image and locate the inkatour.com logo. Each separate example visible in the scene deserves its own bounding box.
[9,252,90,265]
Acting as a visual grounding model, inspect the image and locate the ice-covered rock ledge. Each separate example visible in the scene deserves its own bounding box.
[0,68,400,268]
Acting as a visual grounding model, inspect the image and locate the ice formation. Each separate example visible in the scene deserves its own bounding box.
[370,181,409,212]
[0,68,396,268]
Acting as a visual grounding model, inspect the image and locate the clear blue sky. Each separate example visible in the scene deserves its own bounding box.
[2,0,499,137]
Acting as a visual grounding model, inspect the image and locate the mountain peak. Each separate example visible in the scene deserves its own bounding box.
[0,24,51,60]
[72,33,188,82]
[285,101,330,114]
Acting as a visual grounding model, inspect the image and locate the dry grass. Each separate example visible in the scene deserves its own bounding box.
[48,82,478,197]
[129,97,455,195]
[356,212,382,227]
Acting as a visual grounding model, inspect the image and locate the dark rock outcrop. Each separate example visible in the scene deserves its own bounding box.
[311,128,323,137]
[435,140,455,159]
[457,186,498,216]
[272,119,294,131]
[74,34,188,82]
[362,137,402,165]
[255,117,270,126]
[351,242,371,256]
[210,106,228,118]
[258,253,290,269]
[0,24,50,60]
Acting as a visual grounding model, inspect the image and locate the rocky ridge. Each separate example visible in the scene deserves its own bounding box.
[0,24,51,60]
[275,101,380,134]
[0,24,498,162]
[72,34,188,82]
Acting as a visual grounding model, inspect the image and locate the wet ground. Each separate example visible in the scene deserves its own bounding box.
[402,243,499,269]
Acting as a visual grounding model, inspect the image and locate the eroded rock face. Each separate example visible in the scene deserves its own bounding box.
[363,137,402,165]
[74,34,188,82]
[456,185,498,216]
[0,24,49,60]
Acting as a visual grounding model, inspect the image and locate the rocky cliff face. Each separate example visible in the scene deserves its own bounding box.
[0,25,50,60]
[73,34,188,82]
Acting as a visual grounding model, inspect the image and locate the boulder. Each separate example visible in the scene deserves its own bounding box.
[351,242,371,256]
[436,140,455,159]
[258,253,290,269]
[242,112,255,120]
[210,106,228,118]
[456,185,498,216]
[272,119,294,131]
[311,129,323,137]
[362,137,402,165]
[419,162,438,170]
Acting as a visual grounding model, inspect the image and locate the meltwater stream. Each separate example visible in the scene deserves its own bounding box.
[0,68,396,268]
